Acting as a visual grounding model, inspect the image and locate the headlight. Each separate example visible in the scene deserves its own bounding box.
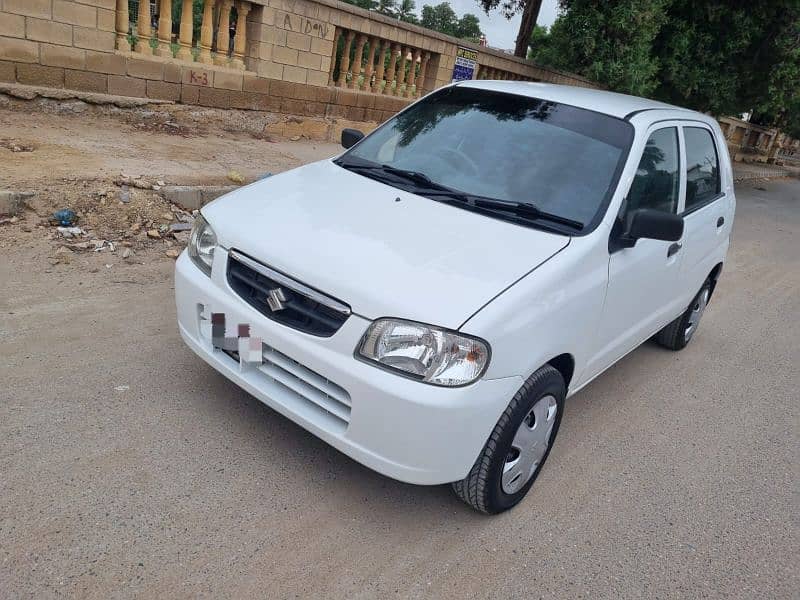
[357,319,490,387]
[188,214,217,276]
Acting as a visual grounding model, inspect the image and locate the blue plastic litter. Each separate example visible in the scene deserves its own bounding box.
[53,208,77,226]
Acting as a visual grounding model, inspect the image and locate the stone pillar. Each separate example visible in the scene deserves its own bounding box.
[176,0,194,61]
[155,0,173,57]
[384,44,400,95]
[198,0,214,64]
[405,49,420,97]
[215,0,233,65]
[136,0,153,55]
[337,30,355,87]
[115,0,130,51]
[415,52,429,97]
[328,28,342,85]
[394,46,408,96]
[362,37,378,91]
[373,40,389,93]
[231,1,251,69]
[349,34,367,90]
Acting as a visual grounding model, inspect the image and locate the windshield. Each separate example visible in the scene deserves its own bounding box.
[338,86,633,233]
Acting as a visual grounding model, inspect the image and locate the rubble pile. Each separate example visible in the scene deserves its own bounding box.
[1,174,201,267]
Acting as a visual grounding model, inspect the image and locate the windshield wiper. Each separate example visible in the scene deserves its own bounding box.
[337,161,452,191]
[422,190,585,231]
[336,159,584,231]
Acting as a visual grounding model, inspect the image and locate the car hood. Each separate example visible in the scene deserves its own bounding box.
[202,160,570,330]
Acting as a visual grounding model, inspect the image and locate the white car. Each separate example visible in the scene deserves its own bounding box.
[175,81,734,514]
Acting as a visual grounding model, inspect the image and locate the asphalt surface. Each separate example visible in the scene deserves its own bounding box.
[2,179,798,598]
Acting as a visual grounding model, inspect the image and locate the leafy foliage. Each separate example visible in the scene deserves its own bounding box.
[420,2,483,40]
[398,0,420,24]
[529,0,800,127]
[338,0,482,40]
[530,0,668,97]
[376,0,398,16]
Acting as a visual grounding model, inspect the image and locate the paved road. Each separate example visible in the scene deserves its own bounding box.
[2,180,797,598]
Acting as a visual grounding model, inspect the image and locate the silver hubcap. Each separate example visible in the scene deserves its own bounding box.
[502,395,558,494]
[684,288,710,342]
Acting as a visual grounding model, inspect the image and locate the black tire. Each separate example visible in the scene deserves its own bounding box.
[451,365,565,514]
[655,279,713,351]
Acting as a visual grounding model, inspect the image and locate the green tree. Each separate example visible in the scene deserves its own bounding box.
[653,0,800,116]
[421,2,459,35]
[398,0,419,23]
[340,0,379,10]
[527,24,549,59]
[475,0,544,57]
[530,0,800,123]
[530,0,667,97]
[421,2,483,39]
[455,13,483,41]
[376,0,398,16]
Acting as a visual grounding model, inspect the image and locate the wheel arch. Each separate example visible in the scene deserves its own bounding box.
[708,262,723,299]
[546,353,575,391]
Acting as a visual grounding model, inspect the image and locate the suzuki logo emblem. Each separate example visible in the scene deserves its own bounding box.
[266,288,287,312]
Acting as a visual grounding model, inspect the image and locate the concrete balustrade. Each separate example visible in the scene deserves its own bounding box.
[117,0,252,68]
[330,28,433,98]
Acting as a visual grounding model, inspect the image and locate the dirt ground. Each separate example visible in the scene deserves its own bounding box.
[0,93,340,267]
[1,99,798,599]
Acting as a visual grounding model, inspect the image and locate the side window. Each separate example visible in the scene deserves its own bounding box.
[684,127,720,211]
[621,127,680,228]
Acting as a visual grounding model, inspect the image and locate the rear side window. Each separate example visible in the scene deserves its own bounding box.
[621,127,680,227]
[684,127,721,210]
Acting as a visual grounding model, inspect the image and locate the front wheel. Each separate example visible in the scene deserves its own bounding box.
[655,280,712,351]
[452,365,565,514]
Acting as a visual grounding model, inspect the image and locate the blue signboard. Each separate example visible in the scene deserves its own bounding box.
[452,47,478,82]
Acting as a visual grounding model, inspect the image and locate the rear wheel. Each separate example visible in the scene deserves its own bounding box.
[655,280,712,351]
[451,365,565,514]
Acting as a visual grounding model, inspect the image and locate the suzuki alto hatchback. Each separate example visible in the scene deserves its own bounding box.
[175,81,734,514]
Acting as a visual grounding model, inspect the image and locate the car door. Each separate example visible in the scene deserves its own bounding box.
[678,124,731,303]
[586,124,687,376]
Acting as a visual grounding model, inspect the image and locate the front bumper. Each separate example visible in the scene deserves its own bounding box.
[175,248,522,485]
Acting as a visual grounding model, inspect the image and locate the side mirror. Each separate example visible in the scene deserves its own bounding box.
[341,128,365,149]
[626,208,684,243]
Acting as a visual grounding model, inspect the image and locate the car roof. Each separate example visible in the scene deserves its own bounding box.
[456,80,698,120]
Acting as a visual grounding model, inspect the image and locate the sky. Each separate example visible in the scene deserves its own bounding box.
[446,0,560,50]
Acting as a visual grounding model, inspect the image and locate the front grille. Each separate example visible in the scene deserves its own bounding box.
[227,250,350,337]
[220,343,351,431]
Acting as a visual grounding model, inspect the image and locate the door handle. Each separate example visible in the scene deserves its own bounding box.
[667,242,682,257]
[717,216,725,227]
